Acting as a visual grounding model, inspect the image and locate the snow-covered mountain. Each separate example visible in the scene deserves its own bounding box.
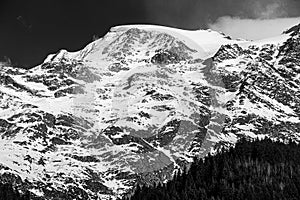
[0,23,299,199]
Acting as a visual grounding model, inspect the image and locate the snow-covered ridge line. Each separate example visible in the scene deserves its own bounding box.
[41,23,294,67]
[43,24,244,64]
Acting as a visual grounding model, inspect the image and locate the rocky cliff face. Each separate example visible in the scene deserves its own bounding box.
[0,24,299,199]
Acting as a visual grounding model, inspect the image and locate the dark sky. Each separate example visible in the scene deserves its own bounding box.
[1,0,300,68]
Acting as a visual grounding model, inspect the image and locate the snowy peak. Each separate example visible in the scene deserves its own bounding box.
[43,23,297,66]
[0,24,300,199]
[44,24,240,65]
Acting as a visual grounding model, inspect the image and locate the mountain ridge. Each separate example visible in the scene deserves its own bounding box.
[0,23,299,199]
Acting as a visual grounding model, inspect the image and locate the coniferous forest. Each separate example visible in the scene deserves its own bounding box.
[0,183,30,200]
[126,139,300,200]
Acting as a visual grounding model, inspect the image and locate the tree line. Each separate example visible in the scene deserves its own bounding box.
[126,138,300,200]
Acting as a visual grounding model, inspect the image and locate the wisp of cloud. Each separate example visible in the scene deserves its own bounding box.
[142,0,300,40]
[209,0,300,40]
[209,16,300,40]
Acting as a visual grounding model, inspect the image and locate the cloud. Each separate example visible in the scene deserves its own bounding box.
[259,2,283,18]
[208,16,300,40]
[250,1,287,19]
[141,0,300,30]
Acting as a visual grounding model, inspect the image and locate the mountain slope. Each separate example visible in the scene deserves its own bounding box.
[0,24,299,199]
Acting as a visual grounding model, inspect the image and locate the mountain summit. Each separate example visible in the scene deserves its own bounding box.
[0,24,299,199]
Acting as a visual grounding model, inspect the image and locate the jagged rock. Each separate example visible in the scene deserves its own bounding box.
[151,49,182,64]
